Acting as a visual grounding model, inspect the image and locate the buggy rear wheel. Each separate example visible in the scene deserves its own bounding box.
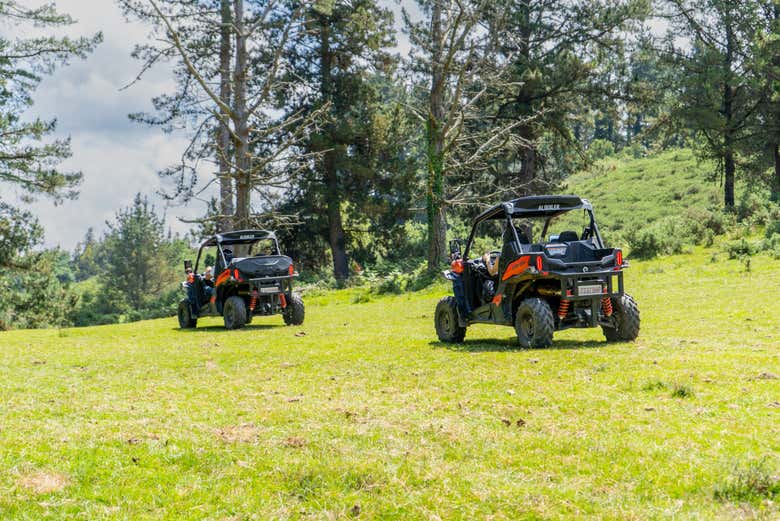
[223,296,247,330]
[435,296,466,343]
[178,299,197,329]
[515,298,554,348]
[283,293,305,325]
[602,293,640,342]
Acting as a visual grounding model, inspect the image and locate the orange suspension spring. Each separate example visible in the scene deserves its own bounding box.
[557,299,571,319]
[249,290,258,312]
[601,296,613,317]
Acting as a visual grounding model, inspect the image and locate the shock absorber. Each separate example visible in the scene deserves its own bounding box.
[249,289,259,312]
[557,299,571,319]
[601,296,613,317]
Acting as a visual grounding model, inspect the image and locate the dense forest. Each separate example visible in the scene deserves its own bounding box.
[2,0,780,329]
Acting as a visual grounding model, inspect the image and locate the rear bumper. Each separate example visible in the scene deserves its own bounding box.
[246,273,297,282]
[548,269,624,301]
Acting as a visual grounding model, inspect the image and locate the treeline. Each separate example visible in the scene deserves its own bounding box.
[2,0,780,329]
[118,0,780,278]
[1,195,190,329]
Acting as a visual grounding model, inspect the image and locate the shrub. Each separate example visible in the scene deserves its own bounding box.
[684,207,729,236]
[723,238,757,259]
[714,458,779,504]
[624,217,690,259]
[587,139,615,161]
[765,219,780,239]
[670,383,694,398]
[625,226,666,259]
[736,193,780,226]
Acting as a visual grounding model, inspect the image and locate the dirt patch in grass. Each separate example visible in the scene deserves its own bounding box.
[18,471,69,494]
[216,423,260,443]
[283,436,307,448]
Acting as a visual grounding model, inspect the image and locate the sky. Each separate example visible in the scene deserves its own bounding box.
[14,0,206,250]
[14,0,413,251]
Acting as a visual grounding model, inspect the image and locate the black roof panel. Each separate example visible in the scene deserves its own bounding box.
[474,195,590,222]
[200,229,277,248]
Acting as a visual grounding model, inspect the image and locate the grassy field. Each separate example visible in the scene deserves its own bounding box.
[563,149,730,234]
[1,247,778,520]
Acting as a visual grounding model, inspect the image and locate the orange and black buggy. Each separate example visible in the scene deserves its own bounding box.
[179,230,304,330]
[436,195,639,348]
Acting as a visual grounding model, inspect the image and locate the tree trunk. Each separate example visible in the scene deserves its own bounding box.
[518,129,536,189]
[426,0,447,272]
[217,0,234,232]
[723,18,735,209]
[771,7,780,203]
[515,1,536,189]
[724,148,735,208]
[325,149,348,279]
[232,0,251,229]
[772,143,780,202]
[319,15,349,280]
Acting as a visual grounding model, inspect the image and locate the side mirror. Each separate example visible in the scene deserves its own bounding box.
[449,239,463,259]
[184,260,193,273]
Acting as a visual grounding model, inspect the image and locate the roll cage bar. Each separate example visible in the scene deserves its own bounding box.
[462,196,605,260]
[194,229,281,273]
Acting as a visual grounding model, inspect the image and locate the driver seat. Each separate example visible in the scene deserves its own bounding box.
[558,230,579,243]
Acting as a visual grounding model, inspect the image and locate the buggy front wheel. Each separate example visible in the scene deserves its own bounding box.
[435,296,466,343]
[178,299,197,329]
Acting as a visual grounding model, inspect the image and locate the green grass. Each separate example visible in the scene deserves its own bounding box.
[563,149,727,234]
[1,247,779,519]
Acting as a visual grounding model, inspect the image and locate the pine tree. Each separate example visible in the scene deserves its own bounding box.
[120,0,318,232]
[0,1,100,266]
[100,194,176,311]
[664,0,762,208]
[282,0,407,280]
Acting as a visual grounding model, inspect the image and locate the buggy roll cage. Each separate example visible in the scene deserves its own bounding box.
[193,229,281,273]
[461,195,605,260]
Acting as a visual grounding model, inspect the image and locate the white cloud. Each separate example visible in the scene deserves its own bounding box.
[12,0,210,250]
[13,0,418,250]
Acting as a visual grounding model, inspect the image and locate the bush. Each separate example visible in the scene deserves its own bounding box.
[624,217,690,259]
[723,238,758,259]
[736,193,780,226]
[765,219,780,239]
[684,207,729,236]
[587,139,615,161]
[714,458,779,504]
[624,209,731,259]
[625,226,666,259]
[757,234,780,259]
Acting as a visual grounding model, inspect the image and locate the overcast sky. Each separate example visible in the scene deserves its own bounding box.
[16,0,412,251]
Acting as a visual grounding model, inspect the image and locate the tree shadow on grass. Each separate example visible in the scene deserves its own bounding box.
[430,338,605,352]
[174,324,281,333]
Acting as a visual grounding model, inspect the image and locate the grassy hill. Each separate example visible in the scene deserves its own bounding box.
[563,148,724,235]
[1,248,778,519]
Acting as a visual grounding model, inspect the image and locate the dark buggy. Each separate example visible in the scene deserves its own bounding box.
[436,195,640,347]
[178,230,305,330]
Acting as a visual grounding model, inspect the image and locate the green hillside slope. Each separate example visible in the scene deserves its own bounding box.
[563,149,723,234]
[0,249,778,519]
